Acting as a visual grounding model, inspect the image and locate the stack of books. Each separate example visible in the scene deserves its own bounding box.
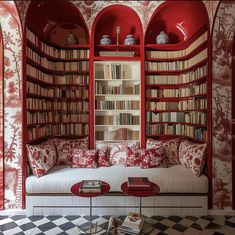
[117,212,144,234]
[127,177,151,191]
[79,180,101,193]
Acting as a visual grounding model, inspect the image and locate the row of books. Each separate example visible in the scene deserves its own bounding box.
[29,53,89,71]
[27,98,89,111]
[145,32,207,59]
[146,123,207,141]
[95,129,139,141]
[27,125,53,141]
[41,43,89,59]
[54,113,89,123]
[95,114,140,125]
[146,65,206,85]
[146,111,207,125]
[27,29,89,59]
[146,49,207,71]
[95,84,140,95]
[54,101,89,111]
[54,75,88,85]
[54,88,89,98]
[27,111,53,125]
[146,83,207,98]
[95,63,133,80]
[27,64,89,85]
[27,64,54,84]
[27,82,54,97]
[53,123,89,136]
[95,100,140,110]
[146,98,207,110]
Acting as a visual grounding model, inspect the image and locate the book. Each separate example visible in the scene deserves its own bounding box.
[127,177,150,190]
[99,51,134,57]
[123,212,144,230]
[117,225,140,234]
[79,180,101,193]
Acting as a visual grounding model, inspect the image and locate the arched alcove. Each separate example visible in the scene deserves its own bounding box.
[26,0,89,46]
[145,1,209,44]
[91,4,143,56]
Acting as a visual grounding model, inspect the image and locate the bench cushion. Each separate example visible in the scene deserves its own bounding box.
[26,165,208,194]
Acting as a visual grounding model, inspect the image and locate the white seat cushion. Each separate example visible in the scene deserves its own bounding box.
[26,165,208,194]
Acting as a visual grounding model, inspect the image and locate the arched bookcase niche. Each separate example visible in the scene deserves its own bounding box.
[144,1,212,208]
[25,0,90,145]
[90,5,144,148]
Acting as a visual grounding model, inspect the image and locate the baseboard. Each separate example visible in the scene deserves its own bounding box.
[208,209,235,216]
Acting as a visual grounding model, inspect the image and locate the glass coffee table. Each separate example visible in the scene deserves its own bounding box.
[71,181,110,234]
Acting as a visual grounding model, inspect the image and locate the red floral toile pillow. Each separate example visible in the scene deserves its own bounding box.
[109,141,140,165]
[26,139,57,177]
[53,137,88,165]
[96,141,110,167]
[72,149,98,168]
[125,146,141,167]
[146,138,180,165]
[179,139,207,176]
[140,147,167,169]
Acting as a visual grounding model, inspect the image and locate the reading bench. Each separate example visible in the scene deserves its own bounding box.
[26,137,208,216]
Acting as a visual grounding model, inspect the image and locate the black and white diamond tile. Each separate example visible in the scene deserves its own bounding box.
[0,215,235,235]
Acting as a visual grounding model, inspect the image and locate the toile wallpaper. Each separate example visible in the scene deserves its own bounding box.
[0,0,232,210]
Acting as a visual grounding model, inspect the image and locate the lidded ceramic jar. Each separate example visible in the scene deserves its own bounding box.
[66,32,78,45]
[100,35,112,45]
[124,35,136,45]
[156,31,169,44]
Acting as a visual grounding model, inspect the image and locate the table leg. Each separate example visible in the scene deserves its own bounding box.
[139,197,142,215]
[77,197,103,234]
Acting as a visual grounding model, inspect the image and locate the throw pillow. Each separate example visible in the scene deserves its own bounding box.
[179,139,207,176]
[125,146,141,167]
[140,147,166,169]
[72,149,98,168]
[26,139,57,177]
[146,138,180,165]
[54,137,88,165]
[96,141,110,167]
[109,141,140,165]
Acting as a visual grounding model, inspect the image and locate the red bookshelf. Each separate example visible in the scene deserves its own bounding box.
[90,5,144,148]
[144,0,211,207]
[25,4,90,144]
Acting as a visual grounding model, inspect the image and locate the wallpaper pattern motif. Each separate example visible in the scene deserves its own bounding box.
[8,0,234,210]
[0,1,22,209]
[212,2,235,209]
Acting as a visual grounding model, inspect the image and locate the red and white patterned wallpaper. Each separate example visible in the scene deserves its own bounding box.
[0,0,232,210]
[0,1,23,209]
[212,1,235,210]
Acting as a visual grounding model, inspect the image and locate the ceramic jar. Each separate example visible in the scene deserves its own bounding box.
[156,31,169,44]
[100,35,112,45]
[66,32,78,45]
[124,35,136,45]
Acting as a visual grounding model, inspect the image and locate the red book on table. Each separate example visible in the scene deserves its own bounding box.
[127,177,151,191]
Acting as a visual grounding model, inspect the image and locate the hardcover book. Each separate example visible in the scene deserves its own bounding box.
[127,177,150,190]
[122,212,144,230]
[79,180,101,193]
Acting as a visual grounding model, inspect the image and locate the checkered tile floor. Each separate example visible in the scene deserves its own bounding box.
[0,215,234,235]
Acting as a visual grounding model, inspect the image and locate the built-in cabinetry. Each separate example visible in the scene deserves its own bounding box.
[90,5,144,147]
[94,61,141,142]
[145,30,208,142]
[26,27,90,143]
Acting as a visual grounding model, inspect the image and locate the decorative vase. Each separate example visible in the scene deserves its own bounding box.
[66,32,78,45]
[156,31,169,44]
[124,35,136,45]
[100,35,112,45]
